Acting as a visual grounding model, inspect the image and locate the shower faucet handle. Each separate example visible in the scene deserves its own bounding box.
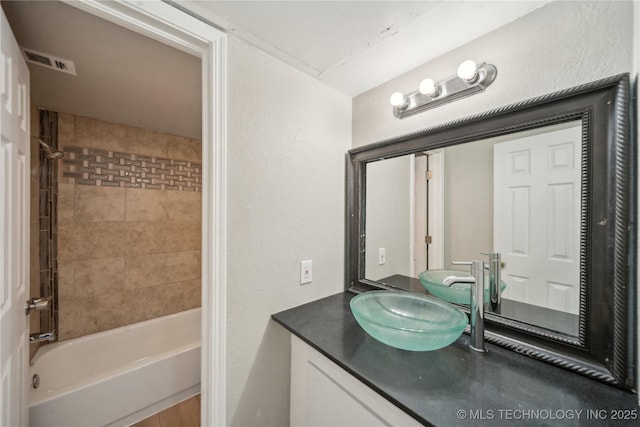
[25,296,52,315]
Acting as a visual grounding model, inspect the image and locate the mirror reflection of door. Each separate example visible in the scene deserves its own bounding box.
[494,124,581,315]
[414,153,428,274]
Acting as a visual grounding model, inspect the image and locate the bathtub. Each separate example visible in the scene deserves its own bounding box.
[29,308,201,427]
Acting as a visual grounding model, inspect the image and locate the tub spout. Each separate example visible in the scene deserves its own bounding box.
[30,331,56,343]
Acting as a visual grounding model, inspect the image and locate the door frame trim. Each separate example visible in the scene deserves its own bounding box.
[62,1,227,424]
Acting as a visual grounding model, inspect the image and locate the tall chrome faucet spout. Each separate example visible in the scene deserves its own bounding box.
[469,260,487,353]
[483,252,502,312]
[450,259,487,353]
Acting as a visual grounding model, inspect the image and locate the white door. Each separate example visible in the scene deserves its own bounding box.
[0,8,30,427]
[494,123,581,314]
[414,151,445,272]
[427,151,444,270]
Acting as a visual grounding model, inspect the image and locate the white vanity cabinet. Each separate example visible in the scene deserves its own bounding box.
[290,335,424,427]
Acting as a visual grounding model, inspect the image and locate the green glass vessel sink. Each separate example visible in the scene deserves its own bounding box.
[350,291,467,352]
[418,269,507,305]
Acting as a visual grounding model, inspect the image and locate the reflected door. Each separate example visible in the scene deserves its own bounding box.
[413,154,428,275]
[494,124,581,314]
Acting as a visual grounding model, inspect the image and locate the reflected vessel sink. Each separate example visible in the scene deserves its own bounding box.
[350,291,467,352]
[418,269,506,305]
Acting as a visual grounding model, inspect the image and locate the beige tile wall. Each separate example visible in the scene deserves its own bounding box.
[56,113,201,340]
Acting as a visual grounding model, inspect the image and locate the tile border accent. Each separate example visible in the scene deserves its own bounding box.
[38,109,59,350]
[61,145,202,192]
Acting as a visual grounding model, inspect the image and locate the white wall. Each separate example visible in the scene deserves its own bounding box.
[353,1,633,146]
[226,37,351,426]
[443,139,494,267]
[364,155,412,280]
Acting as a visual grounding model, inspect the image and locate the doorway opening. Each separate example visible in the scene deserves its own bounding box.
[1,1,226,425]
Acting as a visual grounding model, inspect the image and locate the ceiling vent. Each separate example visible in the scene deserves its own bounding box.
[21,48,76,76]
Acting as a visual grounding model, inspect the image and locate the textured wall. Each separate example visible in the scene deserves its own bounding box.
[56,113,201,340]
[353,1,633,146]
[227,37,351,426]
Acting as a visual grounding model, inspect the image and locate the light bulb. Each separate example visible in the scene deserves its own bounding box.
[457,60,478,82]
[389,92,408,108]
[418,78,439,97]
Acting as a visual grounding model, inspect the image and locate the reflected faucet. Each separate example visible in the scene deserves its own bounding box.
[450,260,487,353]
[484,252,502,312]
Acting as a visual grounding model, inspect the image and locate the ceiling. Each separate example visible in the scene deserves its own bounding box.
[0,1,550,139]
[178,1,550,96]
[1,0,202,138]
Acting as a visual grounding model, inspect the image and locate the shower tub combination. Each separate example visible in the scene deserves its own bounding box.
[29,308,201,427]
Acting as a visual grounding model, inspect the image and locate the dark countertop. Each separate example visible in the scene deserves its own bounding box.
[272,292,638,427]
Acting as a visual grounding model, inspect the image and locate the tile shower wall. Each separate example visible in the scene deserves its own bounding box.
[29,107,61,358]
[29,105,40,344]
[36,110,60,344]
[56,113,201,340]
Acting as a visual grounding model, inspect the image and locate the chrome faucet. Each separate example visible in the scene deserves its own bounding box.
[30,331,56,343]
[483,252,502,312]
[442,274,475,286]
[446,260,487,353]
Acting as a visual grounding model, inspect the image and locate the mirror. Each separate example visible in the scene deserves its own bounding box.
[364,121,582,338]
[346,75,635,390]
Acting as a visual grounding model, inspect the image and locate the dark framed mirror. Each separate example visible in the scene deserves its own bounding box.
[346,74,636,390]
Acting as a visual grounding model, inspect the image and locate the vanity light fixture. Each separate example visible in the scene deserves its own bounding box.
[418,78,439,97]
[457,59,479,83]
[389,91,408,109]
[390,60,497,119]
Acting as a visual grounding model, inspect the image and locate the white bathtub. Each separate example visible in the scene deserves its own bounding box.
[29,308,201,427]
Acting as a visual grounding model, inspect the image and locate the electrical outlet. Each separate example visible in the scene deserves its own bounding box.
[378,248,386,265]
[300,260,312,284]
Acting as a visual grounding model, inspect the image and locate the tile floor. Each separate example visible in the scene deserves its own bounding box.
[131,394,200,427]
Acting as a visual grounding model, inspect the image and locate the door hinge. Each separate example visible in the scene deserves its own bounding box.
[426,170,433,180]
[425,235,432,244]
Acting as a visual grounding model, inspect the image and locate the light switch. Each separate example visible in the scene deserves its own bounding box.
[300,260,312,284]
